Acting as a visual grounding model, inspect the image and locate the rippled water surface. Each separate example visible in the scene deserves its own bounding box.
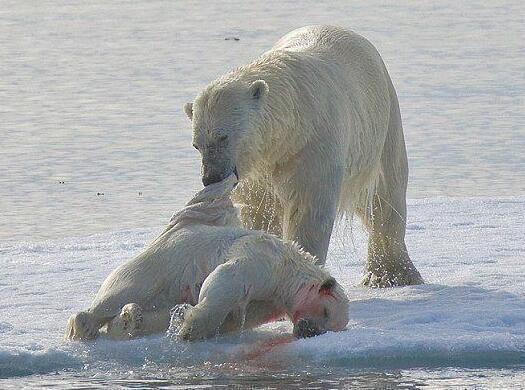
[1,0,524,243]
[4,368,525,389]
[1,0,524,388]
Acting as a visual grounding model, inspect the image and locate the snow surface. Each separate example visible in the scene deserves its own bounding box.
[0,197,524,380]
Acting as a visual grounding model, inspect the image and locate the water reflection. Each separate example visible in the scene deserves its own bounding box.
[4,367,525,389]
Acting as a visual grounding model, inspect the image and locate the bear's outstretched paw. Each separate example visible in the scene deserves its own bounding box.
[65,311,100,341]
[361,268,423,288]
[106,303,144,340]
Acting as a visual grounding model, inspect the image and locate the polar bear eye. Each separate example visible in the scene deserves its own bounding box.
[212,128,228,142]
[213,130,228,142]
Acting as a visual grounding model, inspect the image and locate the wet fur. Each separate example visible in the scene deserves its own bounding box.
[187,25,423,286]
[65,176,348,341]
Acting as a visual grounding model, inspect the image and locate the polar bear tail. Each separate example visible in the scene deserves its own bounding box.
[64,311,100,341]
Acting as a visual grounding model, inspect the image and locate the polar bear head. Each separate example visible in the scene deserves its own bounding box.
[291,277,349,338]
[184,79,269,186]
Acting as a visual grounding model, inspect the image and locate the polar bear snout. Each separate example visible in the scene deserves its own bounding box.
[291,277,350,338]
[293,318,327,338]
[199,141,237,186]
[203,169,233,186]
[202,164,238,186]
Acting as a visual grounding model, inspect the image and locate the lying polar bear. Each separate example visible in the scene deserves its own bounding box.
[65,175,349,341]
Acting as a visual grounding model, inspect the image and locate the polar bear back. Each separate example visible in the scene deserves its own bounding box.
[89,225,253,319]
[239,25,393,177]
[274,25,379,59]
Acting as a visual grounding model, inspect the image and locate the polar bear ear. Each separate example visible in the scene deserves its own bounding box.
[249,80,269,101]
[184,102,193,120]
[319,277,336,294]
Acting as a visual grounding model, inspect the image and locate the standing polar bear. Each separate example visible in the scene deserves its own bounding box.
[184,25,422,287]
[65,176,349,341]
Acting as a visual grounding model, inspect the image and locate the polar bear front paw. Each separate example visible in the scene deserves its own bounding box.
[106,303,144,340]
[361,268,423,288]
[65,311,100,341]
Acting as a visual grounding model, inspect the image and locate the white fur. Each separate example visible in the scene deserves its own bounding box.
[65,175,348,341]
[187,25,423,286]
[178,233,349,341]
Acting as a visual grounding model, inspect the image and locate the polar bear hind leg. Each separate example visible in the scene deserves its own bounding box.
[358,83,423,287]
